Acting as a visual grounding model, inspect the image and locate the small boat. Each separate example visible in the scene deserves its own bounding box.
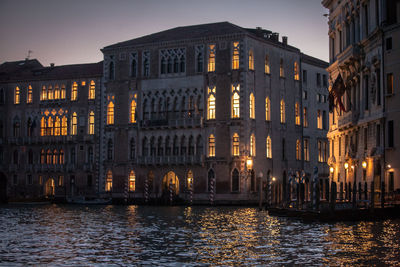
[66,196,112,205]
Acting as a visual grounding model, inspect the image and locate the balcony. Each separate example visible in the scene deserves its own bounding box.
[337,44,361,67]
[140,117,203,129]
[337,112,352,129]
[137,155,203,165]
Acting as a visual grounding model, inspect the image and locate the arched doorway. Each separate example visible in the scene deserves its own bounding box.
[162,171,180,195]
[0,172,7,203]
[45,178,55,197]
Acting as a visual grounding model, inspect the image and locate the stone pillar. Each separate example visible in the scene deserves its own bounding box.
[330,181,337,211]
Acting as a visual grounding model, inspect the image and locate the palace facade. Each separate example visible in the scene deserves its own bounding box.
[322,0,400,196]
[0,22,329,204]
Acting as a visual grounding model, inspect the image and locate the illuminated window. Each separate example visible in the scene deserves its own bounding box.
[303,107,308,127]
[232,42,240,69]
[130,100,137,123]
[40,117,46,136]
[71,82,78,101]
[107,101,114,125]
[129,170,136,192]
[249,93,255,119]
[231,84,240,118]
[296,139,301,160]
[40,149,45,164]
[81,81,86,86]
[58,175,64,187]
[280,58,284,77]
[232,133,240,156]
[71,112,77,135]
[208,134,215,157]
[105,170,113,192]
[60,149,64,164]
[89,80,95,99]
[304,139,309,161]
[54,116,61,136]
[61,84,66,99]
[208,44,216,72]
[207,86,216,120]
[280,99,285,123]
[295,102,300,125]
[318,140,327,162]
[53,149,58,164]
[47,117,54,136]
[187,170,193,190]
[41,86,47,101]
[14,86,20,104]
[48,85,53,100]
[266,136,272,158]
[250,133,256,156]
[54,85,60,99]
[88,111,95,135]
[46,149,52,164]
[61,116,67,136]
[248,49,254,70]
[27,85,33,103]
[265,97,271,121]
[294,62,300,80]
[265,55,270,74]
[317,110,322,129]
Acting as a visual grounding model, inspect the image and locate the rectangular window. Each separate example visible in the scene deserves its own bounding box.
[231,85,240,119]
[317,110,322,129]
[303,70,307,84]
[208,135,215,157]
[304,139,309,161]
[388,120,394,147]
[208,44,216,72]
[389,172,394,192]
[58,175,64,187]
[387,73,393,94]
[323,74,327,87]
[303,107,308,127]
[302,90,307,100]
[71,82,78,101]
[27,85,33,103]
[317,73,321,87]
[232,42,239,70]
[318,141,322,162]
[248,50,254,70]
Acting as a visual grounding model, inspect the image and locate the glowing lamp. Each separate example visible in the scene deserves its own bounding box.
[344,162,349,170]
[272,177,276,182]
[351,165,354,170]
[246,158,253,170]
[362,161,367,169]
[387,164,391,169]
[329,167,334,174]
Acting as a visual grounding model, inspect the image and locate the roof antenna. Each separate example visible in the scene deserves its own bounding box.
[26,50,33,60]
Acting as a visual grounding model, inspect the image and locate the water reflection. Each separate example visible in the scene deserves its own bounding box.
[0,204,399,265]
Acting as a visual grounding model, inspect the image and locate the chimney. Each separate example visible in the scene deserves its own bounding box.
[282,36,288,45]
[272,33,279,42]
[50,63,55,68]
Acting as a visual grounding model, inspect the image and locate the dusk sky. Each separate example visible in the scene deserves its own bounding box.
[0,0,329,66]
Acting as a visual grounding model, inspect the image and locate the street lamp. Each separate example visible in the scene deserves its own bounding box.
[246,158,253,171]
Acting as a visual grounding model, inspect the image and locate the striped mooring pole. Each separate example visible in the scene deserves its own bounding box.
[268,177,272,207]
[124,177,128,204]
[189,186,193,205]
[209,178,214,205]
[313,166,318,210]
[169,179,173,205]
[144,178,149,203]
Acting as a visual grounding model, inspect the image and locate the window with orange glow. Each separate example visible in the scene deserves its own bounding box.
[61,116,67,136]
[303,107,308,127]
[71,82,78,101]
[231,85,240,118]
[107,102,114,125]
[296,139,301,160]
[265,55,270,74]
[232,42,239,69]
[280,58,284,77]
[208,44,216,72]
[317,110,322,129]
[71,112,77,135]
[232,133,240,156]
[41,86,47,101]
[40,117,46,136]
[54,117,61,136]
[187,170,193,190]
[61,84,66,99]
[130,100,137,123]
[265,97,271,121]
[207,86,216,120]
[248,49,254,70]
[14,86,20,104]
[27,85,33,103]
[46,149,52,164]
[250,134,256,156]
[40,149,45,164]
[208,134,215,157]
[249,93,255,119]
[48,85,53,100]
[47,117,54,136]
[294,62,299,80]
[129,170,136,192]
[89,80,95,99]
[54,85,60,99]
[53,149,58,164]
[280,99,285,123]
[295,102,300,125]
[266,136,272,158]
[88,111,95,135]
[106,170,113,192]
[59,149,64,164]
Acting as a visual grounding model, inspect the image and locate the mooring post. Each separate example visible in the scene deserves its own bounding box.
[381,181,385,208]
[330,181,336,211]
[313,166,319,210]
[371,181,375,211]
[352,181,357,210]
[169,179,173,205]
[144,177,149,204]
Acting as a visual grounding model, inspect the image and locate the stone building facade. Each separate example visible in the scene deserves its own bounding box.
[322,0,400,196]
[100,22,329,204]
[0,60,103,201]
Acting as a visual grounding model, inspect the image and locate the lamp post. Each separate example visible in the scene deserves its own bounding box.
[344,162,349,201]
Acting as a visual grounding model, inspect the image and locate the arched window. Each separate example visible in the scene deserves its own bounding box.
[28,149,33,164]
[71,113,77,135]
[232,41,240,69]
[13,150,18,164]
[266,136,272,158]
[71,82,78,101]
[265,97,271,121]
[107,102,114,125]
[40,117,46,136]
[180,54,185,72]
[208,134,215,157]
[173,135,179,155]
[40,149,45,164]
[109,61,115,80]
[232,133,240,156]
[250,169,256,192]
[231,85,240,118]
[250,134,256,157]
[61,116,67,136]
[167,57,172,73]
[48,85,53,100]
[131,54,137,77]
[196,135,203,156]
[13,120,20,137]
[88,111,95,135]
[130,138,136,160]
[207,86,216,120]
[280,99,285,124]
[61,84,66,99]
[232,168,239,192]
[89,80,95,99]
[54,85,60,99]
[157,136,163,156]
[14,86,20,104]
[208,169,215,192]
[107,139,113,160]
[129,170,136,192]
[187,170,193,190]
[294,62,299,80]
[180,136,186,156]
[54,116,61,136]
[296,139,301,160]
[161,57,166,74]
[46,149,52,164]
[197,49,204,72]
[208,44,216,72]
[41,85,47,101]
[47,117,54,136]
[248,49,254,70]
[280,58,284,77]
[180,96,186,118]
[295,102,300,125]
[27,85,33,103]
[60,149,64,164]
[265,55,270,74]
[27,118,33,137]
[130,100,137,123]
[87,146,93,163]
[249,93,255,119]
[142,137,148,156]
[53,149,58,165]
[188,135,194,155]
[105,170,113,192]
[150,137,156,156]
[173,56,179,73]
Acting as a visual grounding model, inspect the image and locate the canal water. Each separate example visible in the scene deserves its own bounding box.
[1,205,399,266]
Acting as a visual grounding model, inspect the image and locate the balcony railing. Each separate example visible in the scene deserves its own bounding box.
[140,117,203,129]
[137,155,203,165]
